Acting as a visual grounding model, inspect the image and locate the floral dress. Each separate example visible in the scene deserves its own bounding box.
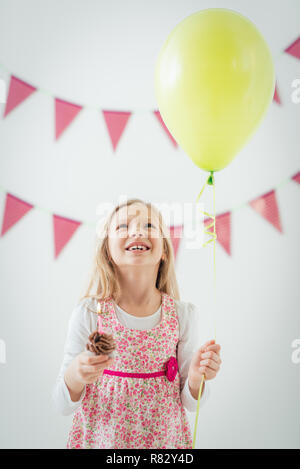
[66,292,193,449]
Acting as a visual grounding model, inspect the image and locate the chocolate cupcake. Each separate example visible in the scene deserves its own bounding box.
[86,331,116,358]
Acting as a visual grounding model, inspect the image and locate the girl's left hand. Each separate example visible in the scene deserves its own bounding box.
[188,340,221,388]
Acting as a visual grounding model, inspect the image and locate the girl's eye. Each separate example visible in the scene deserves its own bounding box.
[116,222,156,230]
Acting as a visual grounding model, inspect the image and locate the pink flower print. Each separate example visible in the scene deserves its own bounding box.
[66,293,194,449]
[165,356,178,382]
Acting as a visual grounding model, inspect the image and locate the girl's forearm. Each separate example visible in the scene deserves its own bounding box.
[64,362,85,402]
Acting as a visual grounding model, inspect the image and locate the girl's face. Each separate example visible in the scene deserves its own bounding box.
[108,203,164,268]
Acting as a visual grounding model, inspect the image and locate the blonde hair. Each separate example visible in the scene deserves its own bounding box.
[79,198,180,312]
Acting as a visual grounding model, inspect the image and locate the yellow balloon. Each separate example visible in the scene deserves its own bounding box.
[155,9,275,172]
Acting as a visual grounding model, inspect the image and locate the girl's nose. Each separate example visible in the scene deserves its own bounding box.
[129,229,144,237]
[128,222,146,237]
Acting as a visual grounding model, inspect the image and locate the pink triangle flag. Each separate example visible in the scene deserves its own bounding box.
[53,214,81,258]
[204,212,231,256]
[292,171,300,184]
[55,98,82,140]
[249,190,282,233]
[3,75,36,118]
[169,224,183,260]
[102,110,131,151]
[154,110,178,148]
[285,36,300,60]
[273,83,281,105]
[1,193,34,236]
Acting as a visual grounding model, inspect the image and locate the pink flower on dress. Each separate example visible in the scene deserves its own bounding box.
[165,356,178,381]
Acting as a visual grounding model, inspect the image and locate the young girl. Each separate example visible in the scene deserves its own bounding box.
[52,198,221,449]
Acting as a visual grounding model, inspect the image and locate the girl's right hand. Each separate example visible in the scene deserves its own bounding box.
[73,351,115,385]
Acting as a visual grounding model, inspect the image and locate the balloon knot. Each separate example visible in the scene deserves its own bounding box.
[207,171,214,185]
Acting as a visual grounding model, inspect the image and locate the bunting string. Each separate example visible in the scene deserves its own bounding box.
[0,36,299,144]
[0,171,299,259]
[0,65,178,147]
[0,35,299,113]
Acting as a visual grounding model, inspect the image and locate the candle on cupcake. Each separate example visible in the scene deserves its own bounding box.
[97,301,103,333]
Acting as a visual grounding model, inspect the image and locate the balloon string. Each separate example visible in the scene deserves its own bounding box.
[192,171,217,449]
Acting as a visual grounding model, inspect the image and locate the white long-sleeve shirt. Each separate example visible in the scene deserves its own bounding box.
[52,297,210,416]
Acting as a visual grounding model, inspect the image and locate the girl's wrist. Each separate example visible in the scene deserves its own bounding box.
[188,370,203,389]
[64,363,85,401]
[64,373,85,402]
[188,378,205,400]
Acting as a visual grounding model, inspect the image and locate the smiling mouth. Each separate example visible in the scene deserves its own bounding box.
[125,247,150,252]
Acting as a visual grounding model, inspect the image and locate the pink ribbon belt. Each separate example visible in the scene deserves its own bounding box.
[103,370,165,378]
[103,357,178,382]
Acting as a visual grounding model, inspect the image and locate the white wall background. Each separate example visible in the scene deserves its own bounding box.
[0,0,299,449]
